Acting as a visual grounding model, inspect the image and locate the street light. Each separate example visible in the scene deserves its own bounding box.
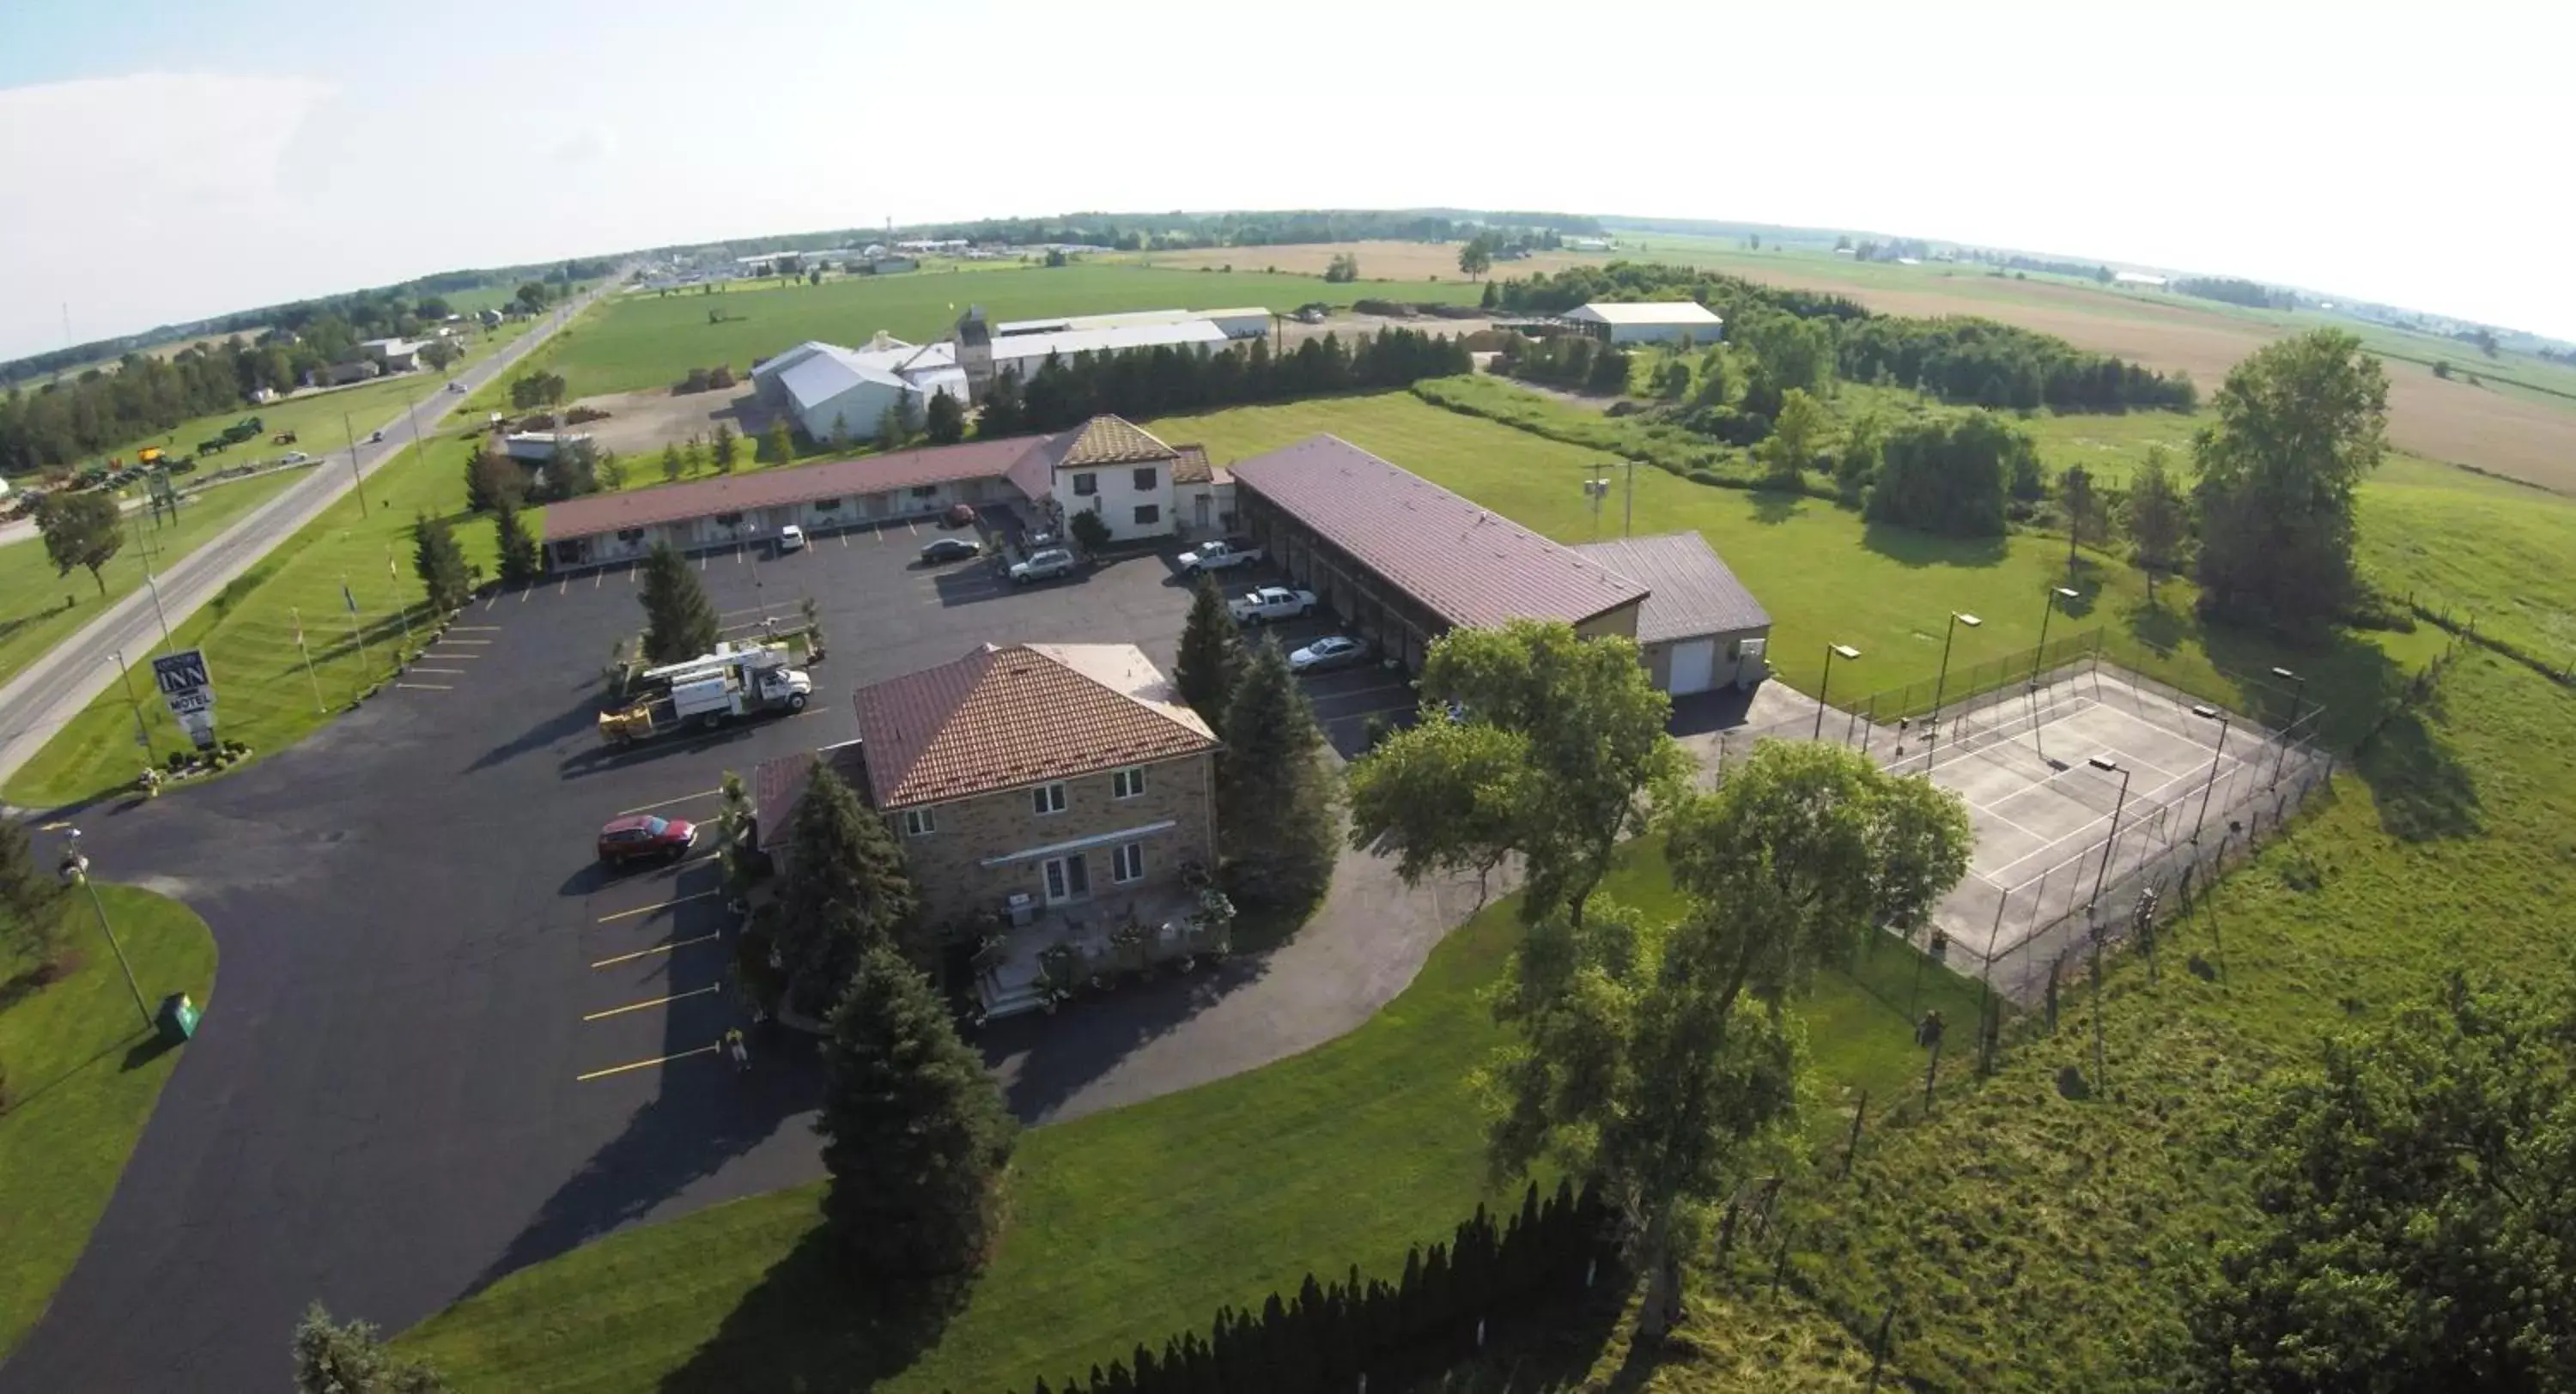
[2085,755,2135,911]
[1925,612,1982,755]
[2269,666,2307,789]
[1816,644,1861,741]
[111,649,151,756]
[57,830,155,1032]
[2189,703,2232,844]
[2031,586,2081,688]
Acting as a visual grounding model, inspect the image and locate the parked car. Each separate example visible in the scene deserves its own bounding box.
[920,536,980,564]
[1230,585,1316,624]
[775,524,806,554]
[1009,548,1079,585]
[1177,536,1265,573]
[944,503,976,528]
[1288,635,1370,673]
[280,451,312,465]
[597,814,696,865]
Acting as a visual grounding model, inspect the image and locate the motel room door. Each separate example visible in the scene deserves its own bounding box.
[1043,853,1091,905]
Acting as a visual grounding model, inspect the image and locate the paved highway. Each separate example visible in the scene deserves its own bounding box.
[0,280,619,805]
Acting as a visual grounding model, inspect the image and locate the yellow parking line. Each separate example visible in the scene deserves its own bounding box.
[595,888,723,923]
[451,625,501,632]
[576,1044,721,1082]
[592,932,722,968]
[583,985,720,1021]
[395,682,453,690]
[440,638,494,645]
[617,787,719,815]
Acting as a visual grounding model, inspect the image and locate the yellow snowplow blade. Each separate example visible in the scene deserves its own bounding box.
[598,706,657,745]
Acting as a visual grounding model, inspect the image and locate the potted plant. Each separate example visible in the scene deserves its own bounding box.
[1110,918,1152,978]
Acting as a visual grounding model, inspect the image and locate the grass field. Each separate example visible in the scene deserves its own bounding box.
[1,429,497,809]
[0,885,218,1359]
[486,264,1486,407]
[399,847,1979,1392]
[0,466,311,688]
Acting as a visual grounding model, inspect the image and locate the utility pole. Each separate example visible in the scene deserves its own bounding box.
[112,649,151,754]
[59,833,155,1032]
[343,413,369,517]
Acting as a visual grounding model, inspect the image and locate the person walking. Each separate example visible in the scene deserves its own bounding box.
[722,1027,750,1074]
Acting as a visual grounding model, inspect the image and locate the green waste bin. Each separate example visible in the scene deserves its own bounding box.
[156,992,200,1045]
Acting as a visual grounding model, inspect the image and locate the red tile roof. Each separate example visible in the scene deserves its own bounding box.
[541,435,1049,540]
[1229,435,1649,630]
[853,643,1216,809]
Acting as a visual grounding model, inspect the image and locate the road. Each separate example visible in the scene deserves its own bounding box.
[0,282,617,803]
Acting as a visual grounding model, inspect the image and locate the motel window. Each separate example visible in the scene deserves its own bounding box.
[1111,841,1145,884]
[1112,767,1145,799]
[1032,782,1067,815]
[1071,472,1098,496]
[617,529,645,542]
[714,512,744,527]
[910,485,939,499]
[1131,467,1157,491]
[1133,505,1160,527]
[902,808,936,838]
[811,497,841,512]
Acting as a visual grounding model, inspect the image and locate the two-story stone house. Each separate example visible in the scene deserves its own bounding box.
[851,642,1220,930]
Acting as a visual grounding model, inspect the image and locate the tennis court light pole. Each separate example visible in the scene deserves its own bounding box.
[2269,666,2306,790]
[1925,612,1981,755]
[1816,644,1861,741]
[2031,586,2081,688]
[2189,704,2232,844]
[2085,755,2135,912]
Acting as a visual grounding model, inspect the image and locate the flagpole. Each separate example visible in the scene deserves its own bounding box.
[388,547,416,651]
[342,574,374,682]
[294,607,325,713]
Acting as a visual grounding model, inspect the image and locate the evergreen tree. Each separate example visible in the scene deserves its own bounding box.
[292,1302,451,1393]
[776,764,923,1009]
[410,511,472,614]
[636,539,719,663]
[493,500,542,586]
[761,416,795,465]
[817,939,1017,1277]
[0,815,64,968]
[924,390,967,444]
[660,441,683,482]
[874,402,908,449]
[977,373,1026,439]
[1217,639,1340,907]
[712,421,738,471]
[465,444,523,513]
[1172,573,1245,734]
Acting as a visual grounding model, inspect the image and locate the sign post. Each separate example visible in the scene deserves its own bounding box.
[151,648,218,751]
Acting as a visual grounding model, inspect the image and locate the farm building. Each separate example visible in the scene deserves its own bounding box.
[1562,300,1725,345]
[1230,436,1767,691]
[501,431,593,465]
[749,336,968,445]
[537,415,1224,570]
[954,306,1264,403]
[995,307,1272,341]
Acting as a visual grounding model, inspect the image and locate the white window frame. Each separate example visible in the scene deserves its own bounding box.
[1032,781,1067,815]
[1110,841,1145,884]
[1111,767,1146,800]
[902,808,936,838]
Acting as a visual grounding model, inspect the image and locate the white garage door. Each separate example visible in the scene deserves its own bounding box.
[1668,639,1717,695]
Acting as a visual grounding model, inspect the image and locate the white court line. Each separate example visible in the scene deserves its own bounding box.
[1984,756,2211,888]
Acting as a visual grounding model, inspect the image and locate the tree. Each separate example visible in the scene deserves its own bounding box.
[514,282,550,312]
[1733,307,1832,393]
[0,815,64,968]
[493,501,541,586]
[2058,464,2106,575]
[35,489,123,595]
[2183,973,2576,1392]
[977,373,1026,438]
[1172,573,1246,734]
[711,421,738,471]
[761,416,795,466]
[1045,248,1069,268]
[1324,252,1361,283]
[683,433,705,474]
[419,339,458,374]
[874,402,908,450]
[2432,359,2453,379]
[293,1302,451,1393]
[2121,445,2190,602]
[776,764,922,1007]
[596,448,627,491]
[2191,330,2389,632]
[465,444,522,513]
[660,441,683,483]
[1350,621,1688,930]
[1458,237,1493,281]
[924,390,967,445]
[637,540,718,663]
[1066,506,1112,555]
[1487,742,1967,1338]
[1833,409,1883,503]
[1761,387,1827,487]
[411,512,472,614]
[1864,410,2028,538]
[817,939,1017,1277]
[1218,639,1340,908]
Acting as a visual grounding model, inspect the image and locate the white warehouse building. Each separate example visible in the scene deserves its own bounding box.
[750,336,969,445]
[1563,300,1726,346]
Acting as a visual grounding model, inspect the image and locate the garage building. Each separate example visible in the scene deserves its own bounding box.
[1572,532,1771,694]
[1562,300,1726,346]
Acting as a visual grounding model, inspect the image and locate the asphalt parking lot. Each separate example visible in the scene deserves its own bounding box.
[3,522,1256,1391]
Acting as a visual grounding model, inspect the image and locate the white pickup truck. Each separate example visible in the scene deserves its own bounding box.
[1229,586,1316,625]
[1178,537,1266,573]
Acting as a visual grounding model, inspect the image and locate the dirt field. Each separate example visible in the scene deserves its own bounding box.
[1139,239,1605,284]
[1719,263,2576,492]
[557,386,776,457]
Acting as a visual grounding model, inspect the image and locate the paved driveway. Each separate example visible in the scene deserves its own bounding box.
[0,529,1484,1391]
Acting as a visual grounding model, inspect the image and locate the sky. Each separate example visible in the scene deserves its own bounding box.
[3,0,2568,361]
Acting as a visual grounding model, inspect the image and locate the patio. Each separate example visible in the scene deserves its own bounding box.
[974,883,1229,1019]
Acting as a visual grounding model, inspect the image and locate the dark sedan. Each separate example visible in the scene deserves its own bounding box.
[920,536,981,564]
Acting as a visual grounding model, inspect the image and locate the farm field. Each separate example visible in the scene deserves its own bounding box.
[0,887,218,1360]
[398,847,1978,1393]
[0,465,311,688]
[489,264,1486,406]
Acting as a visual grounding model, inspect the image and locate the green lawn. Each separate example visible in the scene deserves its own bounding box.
[497,264,1485,405]
[2,430,499,809]
[400,848,1976,1392]
[0,466,310,688]
[0,885,218,1358]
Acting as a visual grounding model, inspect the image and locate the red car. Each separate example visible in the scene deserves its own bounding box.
[597,814,696,865]
[945,502,976,528]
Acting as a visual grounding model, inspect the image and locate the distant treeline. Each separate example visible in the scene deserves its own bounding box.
[860,209,1606,256]
[1963,249,2114,282]
[2173,276,2298,311]
[1496,336,1631,393]
[981,326,1474,436]
[1487,262,1868,324]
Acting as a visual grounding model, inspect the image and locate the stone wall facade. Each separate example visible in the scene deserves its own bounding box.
[891,749,1218,930]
